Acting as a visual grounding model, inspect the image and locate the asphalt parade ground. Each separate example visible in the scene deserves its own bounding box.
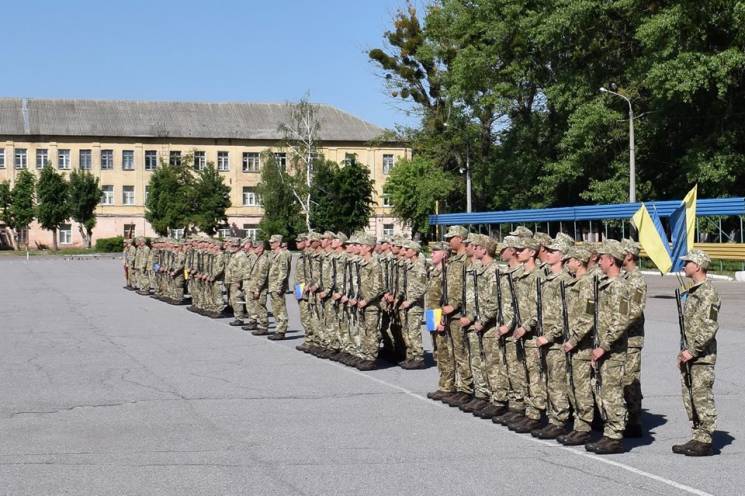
[1,257,743,495]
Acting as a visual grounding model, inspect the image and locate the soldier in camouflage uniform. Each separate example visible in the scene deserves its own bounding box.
[294,234,314,351]
[425,242,456,401]
[584,240,633,455]
[267,234,291,340]
[621,238,647,437]
[246,241,270,335]
[124,239,137,289]
[351,233,384,370]
[441,225,474,408]
[399,239,427,369]
[530,237,574,439]
[339,235,361,365]
[557,246,596,446]
[135,237,151,295]
[225,238,248,326]
[169,240,186,304]
[672,249,720,457]
[326,233,348,358]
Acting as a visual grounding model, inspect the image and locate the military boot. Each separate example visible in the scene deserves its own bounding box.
[532,423,568,440]
[493,409,522,425]
[267,333,285,341]
[461,397,489,413]
[427,390,450,401]
[251,328,269,336]
[585,436,624,454]
[512,417,543,433]
[475,403,505,419]
[228,319,244,327]
[557,430,592,446]
[672,439,697,454]
[683,440,713,457]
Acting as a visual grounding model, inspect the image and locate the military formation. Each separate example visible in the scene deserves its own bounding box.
[123,223,721,457]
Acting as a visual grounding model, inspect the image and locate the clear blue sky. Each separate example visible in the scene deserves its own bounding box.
[4,0,420,130]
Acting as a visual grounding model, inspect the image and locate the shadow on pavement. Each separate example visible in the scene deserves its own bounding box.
[713,431,735,455]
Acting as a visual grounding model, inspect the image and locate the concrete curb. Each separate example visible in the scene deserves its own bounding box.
[640,270,734,282]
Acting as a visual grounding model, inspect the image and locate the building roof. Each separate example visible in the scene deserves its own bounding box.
[0,97,389,142]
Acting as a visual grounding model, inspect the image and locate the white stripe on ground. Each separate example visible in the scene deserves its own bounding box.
[265,338,714,496]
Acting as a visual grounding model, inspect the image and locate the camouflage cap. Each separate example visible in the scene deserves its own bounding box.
[534,232,552,246]
[390,234,405,247]
[621,238,641,257]
[444,225,469,239]
[463,232,476,244]
[563,246,591,263]
[359,233,377,247]
[241,237,253,245]
[307,232,321,242]
[680,249,711,270]
[378,235,391,244]
[513,237,540,251]
[554,232,575,248]
[502,235,520,249]
[226,237,241,246]
[296,232,308,242]
[336,232,348,243]
[404,239,421,252]
[597,239,625,261]
[321,231,336,240]
[269,234,283,244]
[428,241,449,252]
[509,226,533,238]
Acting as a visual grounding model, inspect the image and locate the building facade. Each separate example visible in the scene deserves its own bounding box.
[0,98,410,247]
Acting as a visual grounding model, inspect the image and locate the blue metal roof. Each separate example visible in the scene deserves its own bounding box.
[429,197,745,226]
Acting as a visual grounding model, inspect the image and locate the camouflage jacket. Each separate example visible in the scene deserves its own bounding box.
[579,275,631,358]
[564,273,595,358]
[211,252,226,281]
[328,251,345,295]
[514,264,541,338]
[623,268,647,348]
[135,245,150,270]
[425,262,444,310]
[357,256,384,304]
[404,256,427,308]
[171,251,185,276]
[268,249,291,293]
[126,246,137,267]
[539,269,573,348]
[248,252,270,292]
[683,279,720,365]
[225,250,248,284]
[445,251,467,317]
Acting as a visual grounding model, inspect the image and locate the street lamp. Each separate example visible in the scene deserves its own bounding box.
[600,86,636,204]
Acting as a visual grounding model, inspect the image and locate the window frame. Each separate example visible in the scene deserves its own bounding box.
[144,150,158,171]
[15,148,28,170]
[79,149,92,170]
[58,149,71,170]
[100,149,114,170]
[122,185,135,206]
[101,185,114,205]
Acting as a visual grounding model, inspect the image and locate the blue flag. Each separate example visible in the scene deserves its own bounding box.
[669,186,698,272]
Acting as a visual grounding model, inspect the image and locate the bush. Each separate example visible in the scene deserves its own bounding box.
[95,236,124,252]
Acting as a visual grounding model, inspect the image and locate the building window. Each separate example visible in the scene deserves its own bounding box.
[218,227,231,238]
[242,186,259,206]
[0,149,4,169]
[145,150,158,171]
[170,151,181,166]
[58,149,71,170]
[79,150,92,170]
[123,224,135,239]
[101,149,113,170]
[217,151,229,171]
[122,185,135,205]
[169,228,185,239]
[273,152,286,169]
[35,149,48,169]
[243,224,259,241]
[382,154,395,175]
[193,151,205,170]
[383,223,394,237]
[382,194,393,208]
[15,148,28,169]
[343,153,356,166]
[122,150,134,170]
[59,224,72,245]
[101,185,114,205]
[242,152,260,172]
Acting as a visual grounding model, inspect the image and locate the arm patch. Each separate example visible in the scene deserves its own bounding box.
[584,300,595,315]
[634,289,644,304]
[709,305,719,321]
[619,299,629,315]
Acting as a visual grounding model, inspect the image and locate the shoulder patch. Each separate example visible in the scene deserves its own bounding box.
[619,298,629,316]
[585,299,595,315]
[709,305,719,321]
[634,288,644,304]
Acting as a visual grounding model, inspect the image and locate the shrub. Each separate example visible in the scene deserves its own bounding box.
[95,236,124,252]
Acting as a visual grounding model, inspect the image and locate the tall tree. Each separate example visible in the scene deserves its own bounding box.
[68,169,102,248]
[256,153,304,241]
[36,165,70,250]
[192,163,232,236]
[311,158,375,234]
[145,156,196,236]
[384,156,456,237]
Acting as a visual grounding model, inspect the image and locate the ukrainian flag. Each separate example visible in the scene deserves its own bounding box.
[294,283,305,300]
[669,185,698,272]
[425,308,442,332]
[631,203,672,274]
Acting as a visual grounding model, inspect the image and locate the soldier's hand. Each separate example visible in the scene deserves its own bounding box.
[341,295,348,303]
[474,322,483,332]
[513,326,526,339]
[253,291,259,299]
[401,300,411,309]
[319,291,327,299]
[357,299,367,309]
[459,316,471,327]
[349,299,358,306]
[678,349,694,364]
[563,341,575,353]
[591,347,605,362]
[436,323,445,332]
[536,336,549,347]
[498,324,510,336]
[443,304,454,315]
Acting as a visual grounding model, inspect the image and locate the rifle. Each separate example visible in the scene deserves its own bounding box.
[536,278,547,376]
[496,268,512,390]
[441,261,457,367]
[675,288,699,427]
[474,267,492,393]
[506,272,530,379]
[331,257,339,307]
[560,281,576,404]
[592,275,606,421]
[354,260,362,326]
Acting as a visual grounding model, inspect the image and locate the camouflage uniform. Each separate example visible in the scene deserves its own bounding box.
[475,257,503,407]
[445,250,473,395]
[681,278,720,444]
[210,246,227,315]
[623,266,647,428]
[247,250,270,331]
[463,259,490,400]
[171,245,186,303]
[425,257,455,393]
[502,266,528,412]
[226,244,248,321]
[295,244,314,344]
[268,243,291,336]
[126,243,137,287]
[515,264,546,421]
[356,246,384,361]
[402,249,426,362]
[135,242,151,292]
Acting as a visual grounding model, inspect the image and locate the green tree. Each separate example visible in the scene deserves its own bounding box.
[311,158,375,234]
[384,156,456,237]
[256,153,304,241]
[36,165,70,250]
[192,163,232,236]
[0,172,36,249]
[68,169,102,248]
[0,181,12,247]
[145,156,196,236]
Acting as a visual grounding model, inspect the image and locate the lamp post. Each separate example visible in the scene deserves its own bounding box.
[600,87,636,203]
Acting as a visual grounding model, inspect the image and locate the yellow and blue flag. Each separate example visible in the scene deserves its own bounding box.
[424,308,442,332]
[631,203,673,273]
[294,283,305,300]
[669,185,697,272]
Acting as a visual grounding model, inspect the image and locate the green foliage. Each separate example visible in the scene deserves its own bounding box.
[68,169,102,247]
[311,159,375,234]
[256,153,304,241]
[192,163,232,235]
[145,156,196,236]
[36,165,70,250]
[370,0,745,213]
[383,156,456,236]
[95,236,124,252]
[0,182,10,228]
[11,170,36,234]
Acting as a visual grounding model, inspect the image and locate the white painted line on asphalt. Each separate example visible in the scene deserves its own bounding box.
[265,339,714,496]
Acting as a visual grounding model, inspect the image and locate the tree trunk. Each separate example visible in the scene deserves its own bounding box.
[87,228,93,249]
[52,228,58,251]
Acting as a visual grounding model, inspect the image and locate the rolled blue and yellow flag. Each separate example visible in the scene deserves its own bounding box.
[425,308,442,332]
[294,283,305,300]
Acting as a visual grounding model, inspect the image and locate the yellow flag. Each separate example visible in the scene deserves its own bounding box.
[631,203,673,274]
[682,185,697,249]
